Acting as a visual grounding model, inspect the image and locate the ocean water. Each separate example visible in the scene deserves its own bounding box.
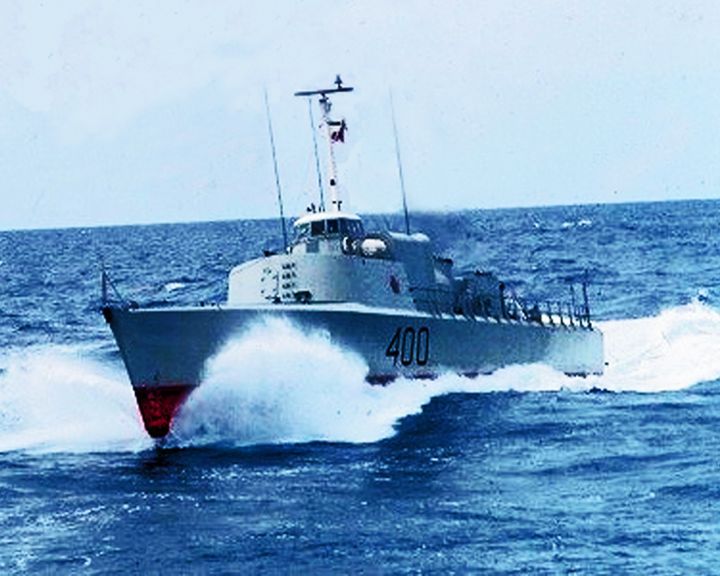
[1,200,720,573]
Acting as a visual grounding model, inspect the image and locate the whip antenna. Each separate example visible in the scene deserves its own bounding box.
[264,89,288,251]
[390,90,411,235]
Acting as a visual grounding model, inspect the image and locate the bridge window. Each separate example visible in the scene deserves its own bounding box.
[311,220,324,236]
[346,220,364,238]
[297,217,364,240]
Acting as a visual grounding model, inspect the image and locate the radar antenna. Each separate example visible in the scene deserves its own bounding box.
[295,76,354,213]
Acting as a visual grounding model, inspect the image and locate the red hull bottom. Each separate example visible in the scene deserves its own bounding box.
[133,385,194,438]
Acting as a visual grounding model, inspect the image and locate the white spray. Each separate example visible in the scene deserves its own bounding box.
[0,347,150,453]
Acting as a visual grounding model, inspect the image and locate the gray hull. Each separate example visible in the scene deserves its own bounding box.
[104,303,603,437]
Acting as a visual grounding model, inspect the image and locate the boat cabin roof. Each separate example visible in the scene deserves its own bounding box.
[293,211,361,227]
[292,211,364,243]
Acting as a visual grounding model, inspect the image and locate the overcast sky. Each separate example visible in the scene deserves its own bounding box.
[1,1,719,230]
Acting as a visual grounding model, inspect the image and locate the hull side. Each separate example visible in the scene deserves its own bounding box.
[104,304,603,436]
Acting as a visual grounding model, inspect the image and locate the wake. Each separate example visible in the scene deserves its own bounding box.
[1,301,720,452]
[589,301,720,392]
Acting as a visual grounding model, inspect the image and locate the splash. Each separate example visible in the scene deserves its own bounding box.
[0,347,151,454]
[174,355,580,446]
[172,302,720,446]
[172,319,413,445]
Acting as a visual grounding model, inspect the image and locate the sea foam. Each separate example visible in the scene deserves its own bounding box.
[587,299,720,393]
[0,347,150,453]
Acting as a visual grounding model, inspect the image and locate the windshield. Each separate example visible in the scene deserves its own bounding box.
[294,217,364,240]
[343,219,364,238]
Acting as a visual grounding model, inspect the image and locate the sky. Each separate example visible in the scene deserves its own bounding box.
[1,1,720,230]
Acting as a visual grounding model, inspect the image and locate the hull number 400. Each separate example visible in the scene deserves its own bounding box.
[385,327,430,366]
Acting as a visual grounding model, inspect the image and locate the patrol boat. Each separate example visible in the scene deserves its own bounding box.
[102,78,604,438]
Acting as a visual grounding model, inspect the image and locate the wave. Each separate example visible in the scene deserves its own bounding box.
[163,281,187,293]
[0,347,150,454]
[2,301,720,452]
[561,218,593,229]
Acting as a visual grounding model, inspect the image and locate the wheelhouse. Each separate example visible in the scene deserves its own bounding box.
[293,212,365,242]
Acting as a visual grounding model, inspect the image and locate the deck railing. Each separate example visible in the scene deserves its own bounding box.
[410,281,594,330]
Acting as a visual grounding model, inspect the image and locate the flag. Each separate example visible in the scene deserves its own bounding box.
[330,119,347,143]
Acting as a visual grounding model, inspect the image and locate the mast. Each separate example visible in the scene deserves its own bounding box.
[295,75,354,213]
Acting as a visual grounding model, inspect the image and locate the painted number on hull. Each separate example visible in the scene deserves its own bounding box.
[386,327,430,366]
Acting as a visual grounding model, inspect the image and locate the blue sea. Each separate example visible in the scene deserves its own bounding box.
[2,200,720,574]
